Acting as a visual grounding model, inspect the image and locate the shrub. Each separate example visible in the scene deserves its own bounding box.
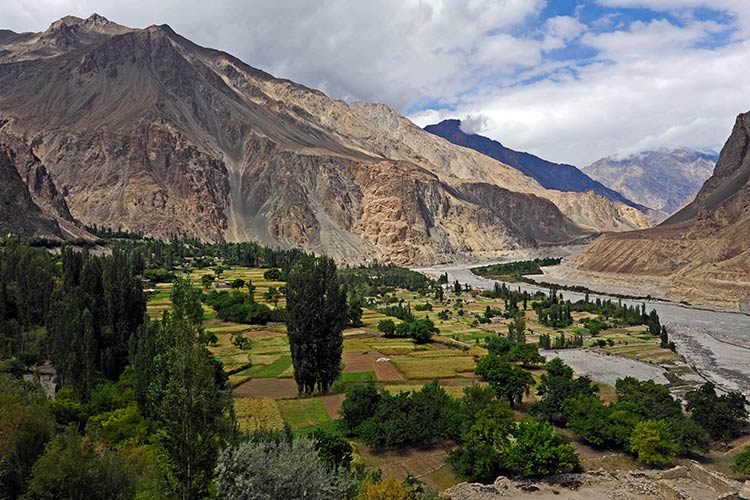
[502,420,581,478]
[629,420,678,467]
[215,438,355,500]
[377,319,396,337]
[731,446,750,475]
[22,431,136,500]
[263,268,283,281]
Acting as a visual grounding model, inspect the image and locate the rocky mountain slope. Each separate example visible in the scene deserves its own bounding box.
[0,146,61,238]
[584,149,717,218]
[424,119,645,210]
[0,15,650,264]
[570,112,750,309]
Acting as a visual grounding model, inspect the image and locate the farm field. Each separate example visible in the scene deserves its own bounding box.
[145,265,696,492]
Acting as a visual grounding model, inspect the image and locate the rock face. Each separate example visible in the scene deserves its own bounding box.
[573,111,750,308]
[584,149,717,218]
[424,119,647,211]
[0,146,61,238]
[0,15,650,264]
[443,462,743,500]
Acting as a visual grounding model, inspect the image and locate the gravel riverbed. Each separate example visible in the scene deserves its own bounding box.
[414,259,750,398]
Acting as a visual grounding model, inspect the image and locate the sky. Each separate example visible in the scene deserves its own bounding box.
[3,0,750,166]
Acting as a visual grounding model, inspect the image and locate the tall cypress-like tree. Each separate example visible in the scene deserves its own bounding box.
[153,277,234,500]
[286,256,347,395]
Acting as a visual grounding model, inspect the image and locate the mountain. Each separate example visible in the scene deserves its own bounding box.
[424,119,646,210]
[0,145,61,238]
[584,149,718,217]
[572,112,750,309]
[0,15,650,264]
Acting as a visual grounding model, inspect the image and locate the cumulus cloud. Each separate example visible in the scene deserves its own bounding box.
[459,114,491,135]
[2,0,547,109]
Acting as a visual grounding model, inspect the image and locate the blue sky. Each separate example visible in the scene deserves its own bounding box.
[4,0,750,165]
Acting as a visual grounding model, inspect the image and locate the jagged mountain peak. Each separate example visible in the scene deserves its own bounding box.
[585,148,718,216]
[47,13,130,35]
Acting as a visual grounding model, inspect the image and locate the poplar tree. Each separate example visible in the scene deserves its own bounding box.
[286,256,347,395]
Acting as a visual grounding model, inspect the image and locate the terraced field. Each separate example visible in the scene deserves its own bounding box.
[145,265,695,492]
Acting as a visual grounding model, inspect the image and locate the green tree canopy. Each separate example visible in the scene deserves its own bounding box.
[475,355,534,408]
[286,256,347,395]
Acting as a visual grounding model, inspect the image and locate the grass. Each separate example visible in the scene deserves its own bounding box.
[247,355,293,378]
[277,398,331,430]
[235,398,285,433]
[339,371,376,383]
[391,356,476,379]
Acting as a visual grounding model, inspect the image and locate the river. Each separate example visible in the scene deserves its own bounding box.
[413,260,750,397]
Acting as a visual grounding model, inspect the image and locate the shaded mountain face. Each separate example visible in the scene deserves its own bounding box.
[424,119,646,210]
[0,146,61,238]
[0,15,649,264]
[584,149,717,217]
[573,112,750,308]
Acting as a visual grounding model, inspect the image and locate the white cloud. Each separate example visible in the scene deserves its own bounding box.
[2,0,546,109]
[459,114,490,135]
[542,16,587,50]
[3,1,749,166]
[413,39,750,165]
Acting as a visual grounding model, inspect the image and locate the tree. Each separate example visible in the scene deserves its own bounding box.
[154,277,235,500]
[508,342,544,368]
[531,358,597,425]
[475,355,534,408]
[459,384,496,433]
[22,431,136,500]
[377,319,396,337]
[355,383,460,448]
[615,377,682,420]
[507,314,526,343]
[502,420,581,478]
[668,416,709,457]
[200,274,214,289]
[685,383,749,443]
[731,446,750,475]
[286,256,348,395]
[263,268,283,281]
[628,420,678,467]
[485,335,514,357]
[346,294,364,327]
[448,401,515,482]
[340,384,381,433]
[0,376,55,500]
[565,394,612,447]
[310,430,353,471]
[263,286,281,308]
[230,278,245,289]
[215,439,354,500]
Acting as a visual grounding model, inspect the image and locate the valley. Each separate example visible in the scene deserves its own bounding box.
[414,254,750,399]
[0,7,748,500]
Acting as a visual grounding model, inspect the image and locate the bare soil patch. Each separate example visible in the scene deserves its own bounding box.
[320,393,346,419]
[233,377,299,399]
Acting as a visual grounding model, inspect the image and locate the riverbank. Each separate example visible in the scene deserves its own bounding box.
[413,258,750,399]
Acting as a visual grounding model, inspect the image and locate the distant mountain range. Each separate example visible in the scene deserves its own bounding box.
[424,119,648,211]
[583,149,718,218]
[0,14,655,264]
[573,112,750,309]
